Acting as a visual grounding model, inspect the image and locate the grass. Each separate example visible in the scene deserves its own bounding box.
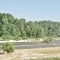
[25,47,60,54]
[1,47,60,60]
[27,58,60,60]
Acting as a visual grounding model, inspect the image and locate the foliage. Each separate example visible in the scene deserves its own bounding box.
[2,34,15,40]
[2,42,15,53]
[0,13,60,40]
[28,58,60,60]
[44,37,54,44]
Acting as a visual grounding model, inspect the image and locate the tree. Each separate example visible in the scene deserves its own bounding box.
[0,13,60,40]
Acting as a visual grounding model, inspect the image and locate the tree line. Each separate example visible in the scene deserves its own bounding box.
[0,13,60,40]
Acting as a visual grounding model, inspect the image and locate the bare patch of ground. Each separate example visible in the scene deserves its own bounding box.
[0,47,60,60]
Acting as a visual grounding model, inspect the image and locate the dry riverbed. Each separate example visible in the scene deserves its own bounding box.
[0,47,60,60]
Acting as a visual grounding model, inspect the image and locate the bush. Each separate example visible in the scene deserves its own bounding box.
[44,37,53,44]
[2,42,15,53]
[2,35,15,40]
[2,35,9,40]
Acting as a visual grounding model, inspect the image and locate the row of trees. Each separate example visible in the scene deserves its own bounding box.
[0,13,60,40]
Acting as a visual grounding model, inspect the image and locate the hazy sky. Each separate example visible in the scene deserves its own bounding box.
[0,0,60,22]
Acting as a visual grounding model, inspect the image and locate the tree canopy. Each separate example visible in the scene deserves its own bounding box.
[0,13,60,40]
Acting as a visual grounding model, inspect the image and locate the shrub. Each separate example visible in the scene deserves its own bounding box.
[44,37,53,44]
[2,35,15,40]
[2,35,9,40]
[2,42,15,53]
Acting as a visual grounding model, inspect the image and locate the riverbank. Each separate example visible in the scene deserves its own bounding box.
[0,47,60,60]
[0,38,44,43]
[0,37,60,43]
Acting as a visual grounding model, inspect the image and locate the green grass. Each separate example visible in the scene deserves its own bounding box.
[27,58,60,60]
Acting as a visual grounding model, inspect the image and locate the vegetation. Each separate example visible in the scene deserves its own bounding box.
[27,58,60,60]
[43,37,54,44]
[2,42,15,53]
[0,13,60,40]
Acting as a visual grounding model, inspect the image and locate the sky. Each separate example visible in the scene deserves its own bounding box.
[0,0,60,22]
